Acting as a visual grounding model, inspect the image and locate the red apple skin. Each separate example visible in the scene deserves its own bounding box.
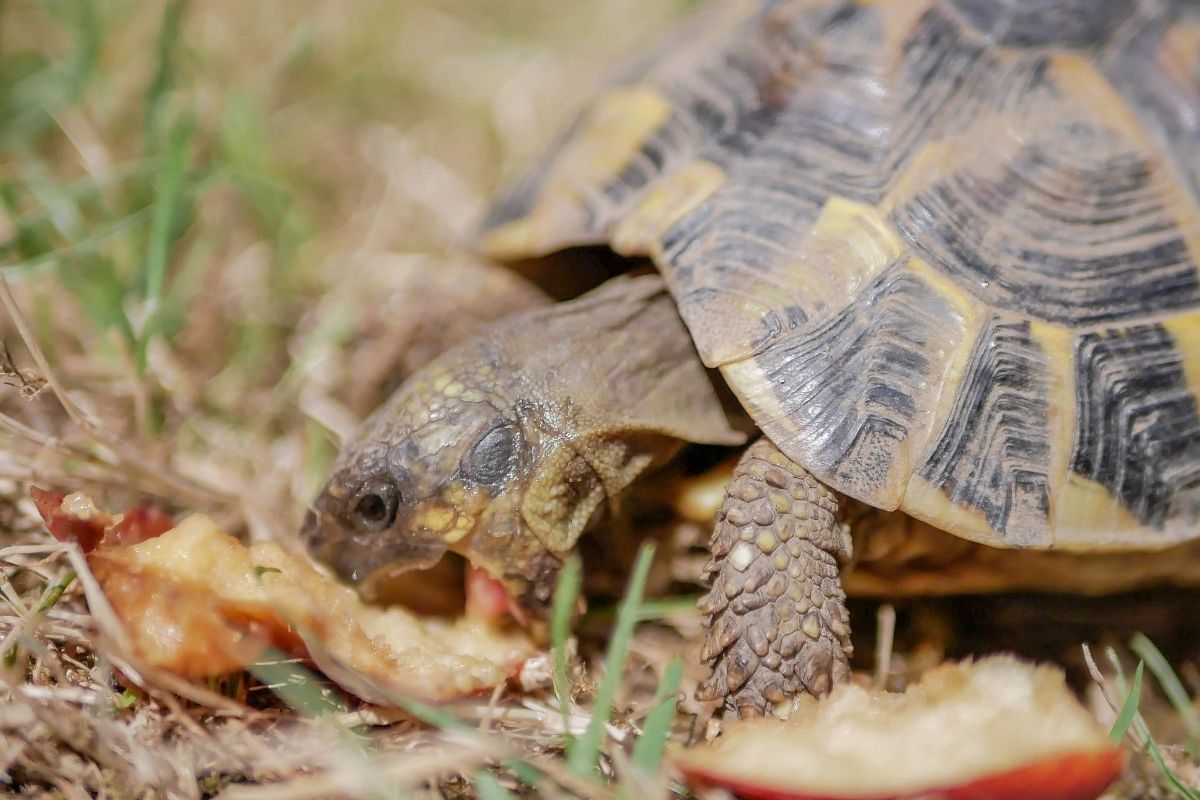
[466,565,512,621]
[31,485,175,552]
[942,749,1123,800]
[679,747,1123,800]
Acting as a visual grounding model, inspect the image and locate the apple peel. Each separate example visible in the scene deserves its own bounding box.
[33,490,535,704]
[676,657,1122,800]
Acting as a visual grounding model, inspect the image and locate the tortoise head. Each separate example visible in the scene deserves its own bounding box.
[302,275,744,625]
[302,352,564,620]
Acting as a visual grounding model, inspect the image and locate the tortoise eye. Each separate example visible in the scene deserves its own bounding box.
[463,424,519,488]
[353,482,398,531]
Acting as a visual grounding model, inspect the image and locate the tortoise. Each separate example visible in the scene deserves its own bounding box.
[302,0,1200,717]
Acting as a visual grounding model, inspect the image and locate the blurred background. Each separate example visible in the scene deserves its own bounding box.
[0,0,696,538]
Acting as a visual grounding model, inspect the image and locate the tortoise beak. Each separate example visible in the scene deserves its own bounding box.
[301,506,551,630]
[300,507,447,585]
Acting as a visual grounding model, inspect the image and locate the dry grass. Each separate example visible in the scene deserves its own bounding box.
[0,1,1197,798]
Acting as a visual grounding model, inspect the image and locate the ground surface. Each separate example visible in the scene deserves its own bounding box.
[0,1,1196,798]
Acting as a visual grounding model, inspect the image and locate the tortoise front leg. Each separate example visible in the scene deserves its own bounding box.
[697,438,853,717]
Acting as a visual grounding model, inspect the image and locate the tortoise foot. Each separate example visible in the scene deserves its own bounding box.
[697,438,853,718]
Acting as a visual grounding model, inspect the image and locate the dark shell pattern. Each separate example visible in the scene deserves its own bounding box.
[480,0,1200,550]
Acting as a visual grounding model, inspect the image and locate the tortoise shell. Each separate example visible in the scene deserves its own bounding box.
[479,0,1200,551]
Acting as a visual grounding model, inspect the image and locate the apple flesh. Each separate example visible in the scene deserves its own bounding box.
[33,489,534,703]
[676,657,1122,800]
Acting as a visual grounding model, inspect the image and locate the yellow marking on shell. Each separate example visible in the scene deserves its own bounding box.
[1163,310,1200,401]
[1053,474,1146,551]
[1159,20,1200,84]
[611,160,725,256]
[877,104,1016,215]
[878,139,960,214]
[751,197,906,331]
[874,0,937,48]
[720,358,790,435]
[901,255,988,479]
[816,196,904,266]
[481,86,672,260]
[901,475,1030,548]
[1050,54,1146,141]
[1027,320,1078,541]
[1178,203,1200,280]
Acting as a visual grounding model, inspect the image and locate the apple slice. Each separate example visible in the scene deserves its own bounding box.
[33,489,535,703]
[676,657,1122,800]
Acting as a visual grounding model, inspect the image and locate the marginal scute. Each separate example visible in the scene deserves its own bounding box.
[1054,474,1149,550]
[902,475,1010,546]
[909,317,1056,546]
[722,263,972,511]
[1067,324,1200,541]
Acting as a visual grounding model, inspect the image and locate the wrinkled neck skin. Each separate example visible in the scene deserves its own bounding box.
[302,274,743,625]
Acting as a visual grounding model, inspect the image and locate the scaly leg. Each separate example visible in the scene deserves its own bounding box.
[697,438,853,717]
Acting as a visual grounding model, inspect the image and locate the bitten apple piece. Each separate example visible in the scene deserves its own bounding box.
[105,515,535,700]
[33,489,535,704]
[676,656,1122,800]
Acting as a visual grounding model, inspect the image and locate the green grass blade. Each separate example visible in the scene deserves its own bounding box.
[144,0,191,144]
[1131,633,1200,756]
[637,595,699,621]
[137,116,192,373]
[583,594,700,626]
[631,654,682,776]
[62,0,102,100]
[567,543,655,778]
[473,770,517,800]
[388,695,469,732]
[34,573,75,614]
[1109,659,1143,744]
[1107,652,1200,800]
[502,760,543,787]
[0,205,154,275]
[247,651,348,717]
[114,689,140,710]
[551,555,582,739]
[1144,736,1200,800]
[14,159,141,349]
